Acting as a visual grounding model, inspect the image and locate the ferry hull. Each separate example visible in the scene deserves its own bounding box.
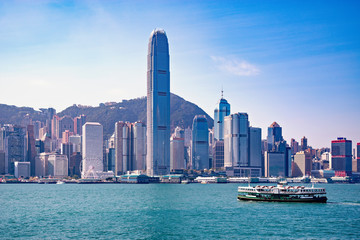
[237,195,327,203]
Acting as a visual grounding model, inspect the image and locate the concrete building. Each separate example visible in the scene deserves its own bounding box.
[115,121,146,175]
[170,127,185,170]
[69,135,82,153]
[301,136,308,151]
[291,138,299,154]
[14,161,30,178]
[82,122,103,179]
[74,114,87,135]
[35,152,51,177]
[26,125,36,176]
[331,137,352,175]
[267,122,283,151]
[146,29,170,176]
[224,113,249,168]
[212,140,224,170]
[214,91,230,141]
[292,151,312,177]
[191,115,209,170]
[58,116,74,139]
[69,152,82,177]
[0,151,5,174]
[249,127,262,168]
[48,154,68,178]
[264,152,286,177]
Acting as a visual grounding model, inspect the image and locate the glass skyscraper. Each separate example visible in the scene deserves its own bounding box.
[146,29,170,176]
[191,115,209,170]
[214,92,230,141]
[267,122,283,151]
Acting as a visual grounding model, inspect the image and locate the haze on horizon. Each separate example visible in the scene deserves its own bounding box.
[0,0,359,149]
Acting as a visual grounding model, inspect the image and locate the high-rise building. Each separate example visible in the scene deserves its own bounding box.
[58,116,74,139]
[0,125,26,175]
[82,122,103,178]
[214,91,230,141]
[331,137,352,175]
[14,161,30,178]
[26,125,36,176]
[356,143,360,172]
[170,127,185,170]
[292,151,312,177]
[74,114,87,135]
[0,151,5,174]
[114,121,146,175]
[224,113,249,168]
[35,152,51,177]
[48,154,68,178]
[191,115,209,170]
[249,127,262,168]
[301,136,308,151]
[212,140,224,170]
[146,29,170,176]
[291,138,299,154]
[267,122,283,151]
[264,152,286,177]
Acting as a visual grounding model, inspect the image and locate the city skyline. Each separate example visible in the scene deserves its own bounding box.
[0,1,359,148]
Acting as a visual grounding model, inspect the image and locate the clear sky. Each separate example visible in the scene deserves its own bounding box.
[0,0,359,149]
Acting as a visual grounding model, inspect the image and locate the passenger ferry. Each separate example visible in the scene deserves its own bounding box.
[237,182,327,203]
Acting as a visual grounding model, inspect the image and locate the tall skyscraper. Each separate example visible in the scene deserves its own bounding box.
[291,138,299,154]
[191,115,209,170]
[224,113,249,167]
[214,91,230,141]
[267,122,283,151]
[146,29,170,176]
[301,136,308,151]
[81,122,103,179]
[26,125,36,176]
[292,151,312,177]
[331,137,352,175]
[249,127,262,168]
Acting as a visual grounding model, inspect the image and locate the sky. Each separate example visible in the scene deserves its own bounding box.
[0,0,359,149]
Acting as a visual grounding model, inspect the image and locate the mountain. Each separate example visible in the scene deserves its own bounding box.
[0,93,213,139]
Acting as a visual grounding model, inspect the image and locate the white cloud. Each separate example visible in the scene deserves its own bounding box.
[211,56,260,76]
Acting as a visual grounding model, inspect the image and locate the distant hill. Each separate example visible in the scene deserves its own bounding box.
[0,93,213,139]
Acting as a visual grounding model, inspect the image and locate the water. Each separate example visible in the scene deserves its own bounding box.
[1,183,359,239]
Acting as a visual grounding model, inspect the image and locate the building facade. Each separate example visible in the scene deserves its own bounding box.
[214,93,230,141]
[146,29,170,176]
[331,137,352,175]
[191,115,209,170]
[82,122,103,178]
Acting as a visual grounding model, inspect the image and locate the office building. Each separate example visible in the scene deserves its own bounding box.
[146,29,170,176]
[35,152,51,177]
[26,125,36,176]
[69,152,82,177]
[14,161,30,178]
[48,154,68,178]
[301,136,308,151]
[249,127,262,168]
[82,122,103,178]
[264,152,286,177]
[291,138,299,154]
[331,137,352,175]
[0,151,5,174]
[69,135,82,153]
[170,127,185,170]
[214,91,230,141]
[212,140,224,170]
[292,151,312,177]
[74,114,87,135]
[267,122,283,151]
[191,115,209,170]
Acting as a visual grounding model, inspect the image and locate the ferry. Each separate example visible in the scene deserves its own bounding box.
[237,182,327,203]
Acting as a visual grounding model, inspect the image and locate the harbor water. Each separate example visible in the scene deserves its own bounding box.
[1,183,359,239]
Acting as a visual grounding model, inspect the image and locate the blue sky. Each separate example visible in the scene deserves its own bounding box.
[0,0,359,148]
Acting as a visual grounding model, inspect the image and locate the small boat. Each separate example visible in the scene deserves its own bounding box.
[237,182,327,203]
[56,181,65,184]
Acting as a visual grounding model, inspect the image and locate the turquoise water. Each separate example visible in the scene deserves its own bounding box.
[1,183,359,239]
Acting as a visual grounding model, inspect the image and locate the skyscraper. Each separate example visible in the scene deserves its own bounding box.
[224,113,249,168]
[146,29,170,176]
[301,136,308,151]
[267,122,283,151]
[81,122,103,179]
[331,137,352,175]
[214,91,230,141]
[191,115,209,170]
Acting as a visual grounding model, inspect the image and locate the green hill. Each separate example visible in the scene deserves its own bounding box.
[0,93,213,139]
